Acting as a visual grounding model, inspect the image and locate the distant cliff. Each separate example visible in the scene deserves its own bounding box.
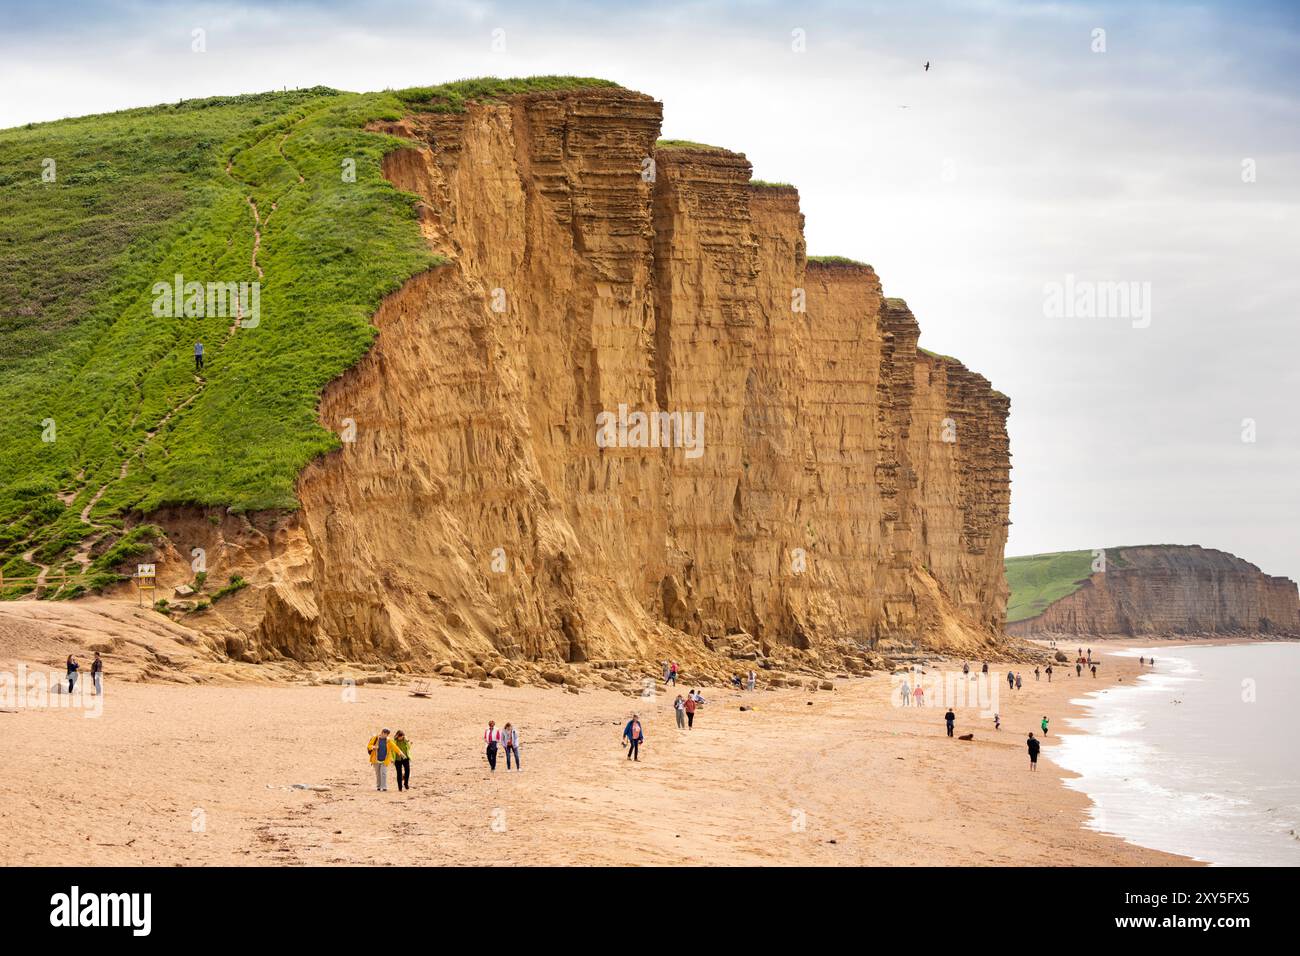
[1006,545,1300,638]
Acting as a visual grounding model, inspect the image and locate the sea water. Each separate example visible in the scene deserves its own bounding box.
[1052,642,1300,866]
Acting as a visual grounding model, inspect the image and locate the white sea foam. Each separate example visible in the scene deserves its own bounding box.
[1052,643,1300,866]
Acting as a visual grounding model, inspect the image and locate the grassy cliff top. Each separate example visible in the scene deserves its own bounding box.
[0,77,620,594]
[918,346,960,362]
[395,76,622,112]
[1004,550,1097,623]
[655,138,729,150]
[808,255,871,268]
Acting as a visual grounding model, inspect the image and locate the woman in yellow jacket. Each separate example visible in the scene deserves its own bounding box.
[367,728,399,792]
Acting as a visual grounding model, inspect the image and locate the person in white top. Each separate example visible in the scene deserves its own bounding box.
[502,722,521,771]
[746,670,756,691]
[484,720,502,772]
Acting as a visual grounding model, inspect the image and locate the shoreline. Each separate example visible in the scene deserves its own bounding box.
[1042,637,1300,867]
[0,636,1197,866]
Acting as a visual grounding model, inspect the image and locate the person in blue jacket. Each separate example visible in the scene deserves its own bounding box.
[622,714,645,761]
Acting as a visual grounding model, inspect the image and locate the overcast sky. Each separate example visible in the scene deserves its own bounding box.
[4,0,1298,580]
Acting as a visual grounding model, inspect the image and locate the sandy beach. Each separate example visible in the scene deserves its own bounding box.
[0,627,1190,867]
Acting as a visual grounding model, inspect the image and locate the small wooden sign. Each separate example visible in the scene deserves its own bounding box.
[136,563,156,605]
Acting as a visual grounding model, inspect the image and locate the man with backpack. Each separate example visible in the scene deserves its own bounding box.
[367,728,398,791]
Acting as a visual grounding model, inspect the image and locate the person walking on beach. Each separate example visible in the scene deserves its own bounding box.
[1015,672,1023,690]
[912,682,925,707]
[1139,655,1145,666]
[623,714,645,761]
[944,708,956,738]
[962,662,970,677]
[393,730,411,791]
[1150,656,1156,668]
[674,694,686,729]
[993,712,1001,731]
[502,722,521,771]
[1006,670,1015,692]
[1033,666,1040,682]
[663,661,672,684]
[484,720,502,772]
[684,691,698,729]
[1045,663,1053,683]
[1041,715,1049,737]
[91,651,103,695]
[1087,647,1092,663]
[65,654,79,694]
[367,728,398,791]
[747,669,757,691]
[1026,732,1040,771]
[1090,663,1097,679]
[669,661,679,685]
[900,679,911,707]
[194,341,204,373]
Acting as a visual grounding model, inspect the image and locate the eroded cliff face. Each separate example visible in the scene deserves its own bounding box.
[137,88,1013,667]
[1006,545,1300,638]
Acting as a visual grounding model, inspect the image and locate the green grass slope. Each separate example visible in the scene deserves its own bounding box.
[1003,549,1098,623]
[0,77,616,597]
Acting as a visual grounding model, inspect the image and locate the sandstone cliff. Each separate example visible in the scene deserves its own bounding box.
[1006,545,1300,639]
[133,87,1012,669]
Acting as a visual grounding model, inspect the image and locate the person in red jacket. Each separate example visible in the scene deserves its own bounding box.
[484,720,502,772]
